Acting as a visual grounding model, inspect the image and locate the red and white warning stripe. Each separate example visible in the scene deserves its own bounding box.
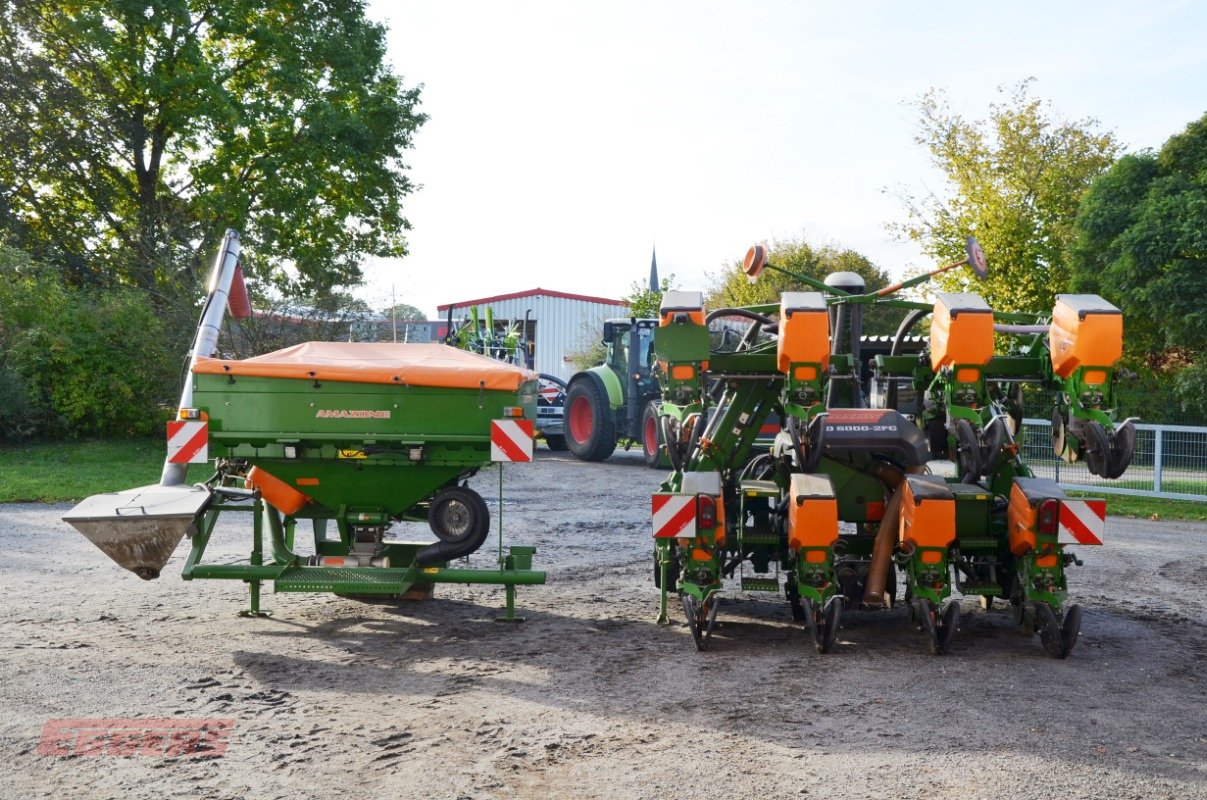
[652,493,697,539]
[1058,499,1106,545]
[167,420,209,464]
[539,385,562,404]
[490,419,534,462]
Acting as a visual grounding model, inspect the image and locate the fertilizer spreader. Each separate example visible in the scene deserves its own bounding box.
[65,231,545,619]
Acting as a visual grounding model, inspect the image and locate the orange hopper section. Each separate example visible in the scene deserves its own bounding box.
[787,473,839,551]
[1048,294,1123,378]
[898,475,956,551]
[777,292,831,375]
[930,292,994,372]
[1007,477,1066,556]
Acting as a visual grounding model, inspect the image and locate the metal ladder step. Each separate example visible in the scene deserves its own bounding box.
[273,566,411,594]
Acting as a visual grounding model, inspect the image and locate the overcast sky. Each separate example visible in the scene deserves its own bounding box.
[359,0,1207,317]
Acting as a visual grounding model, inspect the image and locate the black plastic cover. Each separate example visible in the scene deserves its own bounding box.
[820,409,931,467]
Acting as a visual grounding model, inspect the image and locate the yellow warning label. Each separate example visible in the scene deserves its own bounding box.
[422,567,440,575]
[338,449,367,459]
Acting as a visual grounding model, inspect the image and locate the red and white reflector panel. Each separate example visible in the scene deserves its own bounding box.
[652,493,697,539]
[490,419,534,462]
[539,385,562,403]
[167,420,209,464]
[1057,499,1106,545]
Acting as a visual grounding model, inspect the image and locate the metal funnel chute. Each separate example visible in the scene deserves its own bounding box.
[63,484,214,580]
[62,229,243,579]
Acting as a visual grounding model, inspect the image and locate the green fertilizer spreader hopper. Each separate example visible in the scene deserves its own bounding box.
[65,231,545,619]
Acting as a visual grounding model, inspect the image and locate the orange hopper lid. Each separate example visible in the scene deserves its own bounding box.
[193,342,538,392]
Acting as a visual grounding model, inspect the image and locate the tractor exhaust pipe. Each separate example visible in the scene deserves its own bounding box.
[63,230,245,579]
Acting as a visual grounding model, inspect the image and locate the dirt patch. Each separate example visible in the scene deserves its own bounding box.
[1,449,1205,799]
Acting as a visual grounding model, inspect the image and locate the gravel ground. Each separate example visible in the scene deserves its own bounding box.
[1,447,1204,799]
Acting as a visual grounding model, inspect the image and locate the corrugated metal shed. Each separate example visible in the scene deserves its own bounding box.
[438,288,629,380]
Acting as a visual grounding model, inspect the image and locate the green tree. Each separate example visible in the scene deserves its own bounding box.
[707,236,888,309]
[1071,112,1207,417]
[380,302,427,322]
[891,80,1119,313]
[0,0,425,296]
[0,245,177,440]
[622,275,676,319]
[705,235,897,334]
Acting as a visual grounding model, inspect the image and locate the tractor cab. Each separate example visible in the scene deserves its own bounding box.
[603,317,659,386]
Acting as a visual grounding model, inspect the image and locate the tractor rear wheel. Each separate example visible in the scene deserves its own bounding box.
[641,401,663,468]
[565,378,617,461]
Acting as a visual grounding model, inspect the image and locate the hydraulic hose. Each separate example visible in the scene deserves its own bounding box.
[885,308,930,411]
[415,527,490,566]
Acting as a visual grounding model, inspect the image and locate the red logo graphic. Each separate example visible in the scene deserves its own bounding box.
[39,718,234,758]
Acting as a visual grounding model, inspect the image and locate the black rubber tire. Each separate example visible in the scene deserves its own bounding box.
[1105,421,1136,479]
[952,418,983,479]
[926,412,948,458]
[979,417,1007,478]
[1005,383,1026,436]
[661,414,683,471]
[641,401,663,468]
[818,596,843,653]
[565,377,617,462]
[1082,420,1111,478]
[544,434,568,451]
[428,485,490,546]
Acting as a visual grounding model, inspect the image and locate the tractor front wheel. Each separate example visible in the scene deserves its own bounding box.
[565,378,617,461]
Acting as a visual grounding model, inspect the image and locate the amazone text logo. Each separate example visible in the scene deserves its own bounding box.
[316,409,391,419]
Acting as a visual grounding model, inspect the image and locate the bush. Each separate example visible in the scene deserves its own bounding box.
[0,246,179,441]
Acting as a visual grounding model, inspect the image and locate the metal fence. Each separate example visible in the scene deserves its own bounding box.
[1018,419,1207,502]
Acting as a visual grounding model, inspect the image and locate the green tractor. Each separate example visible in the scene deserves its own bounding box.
[564,317,666,466]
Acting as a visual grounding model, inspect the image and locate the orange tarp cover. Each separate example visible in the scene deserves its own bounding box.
[193,342,538,392]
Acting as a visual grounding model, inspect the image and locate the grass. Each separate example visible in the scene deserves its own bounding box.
[1066,490,1207,522]
[2,438,1205,521]
[0,438,196,503]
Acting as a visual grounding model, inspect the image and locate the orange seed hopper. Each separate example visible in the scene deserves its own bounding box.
[898,474,956,554]
[777,292,831,376]
[1048,294,1123,379]
[787,473,839,552]
[930,292,994,372]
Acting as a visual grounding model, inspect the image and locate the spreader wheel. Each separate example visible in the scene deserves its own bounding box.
[565,377,617,461]
[916,598,961,655]
[1036,602,1082,659]
[429,486,489,545]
